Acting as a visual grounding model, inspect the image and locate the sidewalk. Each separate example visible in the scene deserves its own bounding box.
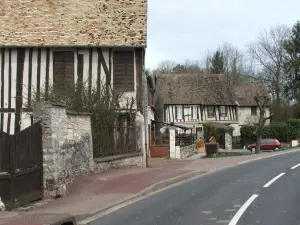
[0,149,298,225]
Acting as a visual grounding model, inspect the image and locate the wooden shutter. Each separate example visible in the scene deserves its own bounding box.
[113,51,134,91]
[53,51,74,92]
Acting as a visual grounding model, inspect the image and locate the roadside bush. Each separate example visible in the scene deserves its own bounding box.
[286,119,300,131]
[241,121,299,145]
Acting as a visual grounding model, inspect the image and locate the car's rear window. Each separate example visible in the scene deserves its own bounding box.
[265,139,275,144]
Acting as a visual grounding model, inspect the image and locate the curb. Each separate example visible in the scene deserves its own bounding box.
[76,149,300,224]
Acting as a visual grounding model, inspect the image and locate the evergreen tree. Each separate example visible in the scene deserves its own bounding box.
[284,21,300,102]
[210,50,225,74]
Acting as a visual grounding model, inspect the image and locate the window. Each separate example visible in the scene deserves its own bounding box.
[113,51,134,91]
[207,106,215,118]
[219,106,227,117]
[251,106,257,116]
[261,139,267,144]
[265,139,275,144]
[192,106,198,119]
[176,106,183,120]
[53,51,75,92]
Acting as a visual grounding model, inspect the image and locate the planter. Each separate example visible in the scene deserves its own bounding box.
[205,143,219,156]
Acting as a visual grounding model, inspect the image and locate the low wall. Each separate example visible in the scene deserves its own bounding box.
[180,144,195,159]
[170,144,195,159]
[34,102,94,199]
[150,146,169,158]
[94,153,143,171]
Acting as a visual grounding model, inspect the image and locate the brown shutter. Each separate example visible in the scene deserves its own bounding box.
[53,51,74,92]
[113,51,134,91]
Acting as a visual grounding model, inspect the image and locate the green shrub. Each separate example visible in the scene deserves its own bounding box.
[241,121,299,144]
[286,119,300,131]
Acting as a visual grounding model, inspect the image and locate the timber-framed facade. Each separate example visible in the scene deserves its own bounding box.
[0,0,147,134]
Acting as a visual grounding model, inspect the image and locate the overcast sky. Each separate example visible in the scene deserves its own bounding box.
[145,0,300,69]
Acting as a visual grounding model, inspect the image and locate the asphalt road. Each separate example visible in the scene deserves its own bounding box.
[91,151,300,225]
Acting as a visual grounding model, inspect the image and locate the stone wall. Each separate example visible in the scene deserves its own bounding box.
[0,0,147,46]
[225,132,233,151]
[180,144,195,159]
[94,153,143,172]
[34,102,94,199]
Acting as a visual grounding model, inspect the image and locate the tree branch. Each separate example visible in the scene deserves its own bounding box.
[263,113,274,123]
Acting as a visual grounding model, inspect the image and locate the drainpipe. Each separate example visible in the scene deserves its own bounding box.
[142,50,149,167]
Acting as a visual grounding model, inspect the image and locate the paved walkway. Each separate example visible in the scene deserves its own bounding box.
[0,149,298,225]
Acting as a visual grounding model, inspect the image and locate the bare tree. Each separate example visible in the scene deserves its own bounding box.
[155,60,177,74]
[201,42,255,84]
[253,95,274,154]
[248,25,291,104]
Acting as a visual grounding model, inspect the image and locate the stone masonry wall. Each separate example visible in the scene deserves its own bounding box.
[180,144,195,159]
[0,0,147,46]
[225,132,233,151]
[34,102,94,199]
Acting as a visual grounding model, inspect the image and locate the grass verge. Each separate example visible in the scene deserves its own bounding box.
[204,152,251,158]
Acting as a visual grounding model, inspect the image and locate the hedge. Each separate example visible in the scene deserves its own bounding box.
[241,119,300,145]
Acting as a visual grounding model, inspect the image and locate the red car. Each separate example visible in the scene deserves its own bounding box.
[247,138,281,152]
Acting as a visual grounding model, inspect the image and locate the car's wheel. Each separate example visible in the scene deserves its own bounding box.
[274,147,279,151]
[251,147,255,153]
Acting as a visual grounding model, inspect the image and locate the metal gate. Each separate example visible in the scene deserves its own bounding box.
[0,122,43,209]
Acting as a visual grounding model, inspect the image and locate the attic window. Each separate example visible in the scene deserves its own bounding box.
[207,106,215,118]
[219,106,227,117]
[176,106,183,120]
[192,106,198,119]
[251,106,257,116]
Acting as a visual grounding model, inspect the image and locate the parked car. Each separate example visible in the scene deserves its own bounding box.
[247,138,281,152]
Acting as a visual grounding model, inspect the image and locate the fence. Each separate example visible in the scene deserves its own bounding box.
[0,122,43,209]
[176,133,195,147]
[93,125,138,158]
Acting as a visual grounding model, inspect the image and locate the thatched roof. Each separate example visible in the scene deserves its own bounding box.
[155,73,237,105]
[233,84,269,107]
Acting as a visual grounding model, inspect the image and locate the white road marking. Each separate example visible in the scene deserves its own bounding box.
[291,163,300,170]
[263,173,285,188]
[228,194,259,225]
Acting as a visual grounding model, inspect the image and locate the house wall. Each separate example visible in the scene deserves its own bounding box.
[0,47,144,134]
[230,106,271,137]
[0,0,147,46]
[164,105,238,124]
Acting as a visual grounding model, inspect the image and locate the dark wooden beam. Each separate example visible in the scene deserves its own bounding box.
[98,48,109,79]
[96,49,101,96]
[15,48,25,133]
[45,48,50,100]
[7,49,12,134]
[88,48,93,99]
[0,108,15,113]
[36,48,41,102]
[27,48,33,108]
[1,48,5,131]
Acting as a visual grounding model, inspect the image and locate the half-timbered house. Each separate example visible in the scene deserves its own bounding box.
[0,0,147,134]
[232,84,271,136]
[154,73,239,133]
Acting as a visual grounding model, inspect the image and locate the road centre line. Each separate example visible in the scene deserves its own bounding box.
[263,173,285,188]
[228,194,259,225]
[291,163,300,170]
